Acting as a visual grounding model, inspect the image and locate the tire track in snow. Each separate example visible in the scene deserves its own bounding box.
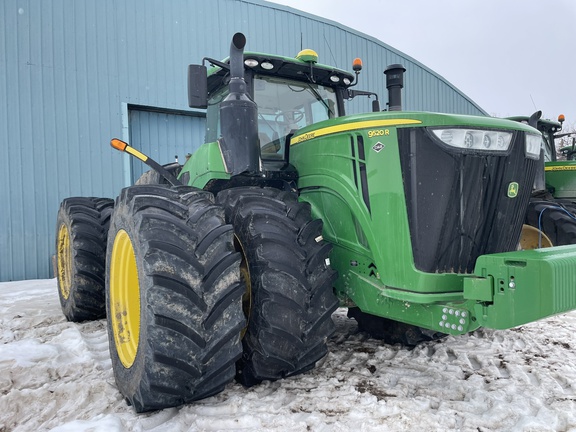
[0,281,125,432]
[2,281,576,431]
[74,319,113,370]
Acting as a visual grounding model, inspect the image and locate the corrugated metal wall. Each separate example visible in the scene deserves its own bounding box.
[0,0,486,282]
[129,108,205,182]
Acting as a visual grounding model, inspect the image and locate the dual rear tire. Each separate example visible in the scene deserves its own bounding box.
[105,185,244,412]
[216,187,339,386]
[56,185,338,411]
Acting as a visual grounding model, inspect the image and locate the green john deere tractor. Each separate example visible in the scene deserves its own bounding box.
[508,113,576,246]
[55,33,576,412]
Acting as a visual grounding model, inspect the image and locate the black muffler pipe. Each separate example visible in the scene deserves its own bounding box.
[528,110,542,128]
[384,64,406,111]
[219,33,260,175]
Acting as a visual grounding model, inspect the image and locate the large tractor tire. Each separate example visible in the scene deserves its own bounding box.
[105,184,244,412]
[216,187,339,387]
[347,308,446,347]
[134,162,182,185]
[55,197,114,322]
[526,200,576,246]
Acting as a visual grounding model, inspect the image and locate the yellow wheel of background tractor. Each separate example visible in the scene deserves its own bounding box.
[518,224,553,250]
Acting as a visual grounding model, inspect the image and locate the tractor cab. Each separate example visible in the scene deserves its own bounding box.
[508,113,576,198]
[187,46,374,178]
[205,70,342,163]
[507,113,571,162]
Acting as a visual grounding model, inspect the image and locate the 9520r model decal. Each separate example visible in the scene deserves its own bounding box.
[290,119,422,145]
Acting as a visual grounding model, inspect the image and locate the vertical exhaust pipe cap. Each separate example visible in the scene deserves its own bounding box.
[228,33,247,93]
[384,64,406,111]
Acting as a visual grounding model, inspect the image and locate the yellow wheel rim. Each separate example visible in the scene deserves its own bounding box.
[57,224,72,300]
[234,235,252,338]
[110,229,141,368]
[519,224,553,250]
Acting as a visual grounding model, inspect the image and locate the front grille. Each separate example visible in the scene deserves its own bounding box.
[398,127,538,274]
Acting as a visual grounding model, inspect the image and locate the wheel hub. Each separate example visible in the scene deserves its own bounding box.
[234,235,252,338]
[519,224,553,249]
[110,229,141,368]
[57,224,72,300]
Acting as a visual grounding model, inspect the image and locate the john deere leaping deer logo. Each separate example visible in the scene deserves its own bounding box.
[507,182,519,198]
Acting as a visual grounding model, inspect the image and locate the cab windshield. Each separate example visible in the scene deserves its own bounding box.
[205,74,339,160]
[254,75,338,159]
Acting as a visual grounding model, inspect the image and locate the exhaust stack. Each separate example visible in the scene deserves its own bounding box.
[384,64,406,111]
[219,33,259,175]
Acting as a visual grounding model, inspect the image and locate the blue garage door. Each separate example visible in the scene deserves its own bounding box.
[129,108,206,183]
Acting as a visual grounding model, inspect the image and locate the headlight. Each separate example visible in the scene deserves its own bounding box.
[431,128,513,153]
[525,133,542,160]
[244,59,259,67]
[261,61,274,70]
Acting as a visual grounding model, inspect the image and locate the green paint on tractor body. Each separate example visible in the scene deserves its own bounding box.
[181,48,576,336]
[545,161,576,198]
[508,114,576,199]
[180,141,229,189]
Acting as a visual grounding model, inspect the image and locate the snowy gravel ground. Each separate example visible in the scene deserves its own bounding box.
[2,279,576,431]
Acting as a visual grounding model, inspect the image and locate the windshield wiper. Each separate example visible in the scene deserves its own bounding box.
[305,84,334,118]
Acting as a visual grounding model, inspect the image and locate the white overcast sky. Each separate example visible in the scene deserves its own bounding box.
[270,0,576,130]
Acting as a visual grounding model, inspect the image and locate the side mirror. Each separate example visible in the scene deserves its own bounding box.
[188,64,208,108]
[347,89,380,112]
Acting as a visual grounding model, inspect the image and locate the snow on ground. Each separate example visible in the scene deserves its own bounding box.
[2,279,576,432]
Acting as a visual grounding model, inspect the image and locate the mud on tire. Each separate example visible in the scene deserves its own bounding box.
[55,197,114,322]
[105,185,244,412]
[217,187,339,387]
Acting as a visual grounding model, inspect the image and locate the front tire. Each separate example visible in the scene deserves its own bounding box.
[55,197,113,322]
[217,187,339,387]
[106,185,244,412]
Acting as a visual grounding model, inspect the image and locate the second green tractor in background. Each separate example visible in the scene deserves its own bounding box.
[509,113,576,247]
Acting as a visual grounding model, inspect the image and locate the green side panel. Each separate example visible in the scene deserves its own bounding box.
[179,141,230,188]
[324,244,576,336]
[288,112,576,336]
[291,113,480,298]
[289,112,490,336]
[335,268,480,335]
[328,246,481,336]
[545,161,576,198]
[465,245,576,329]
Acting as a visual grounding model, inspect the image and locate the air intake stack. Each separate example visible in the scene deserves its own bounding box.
[219,33,260,175]
[384,64,406,111]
